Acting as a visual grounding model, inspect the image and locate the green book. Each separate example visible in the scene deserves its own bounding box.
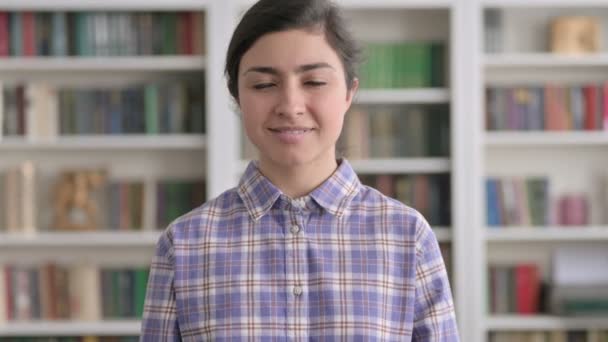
[134,268,150,318]
[144,84,159,134]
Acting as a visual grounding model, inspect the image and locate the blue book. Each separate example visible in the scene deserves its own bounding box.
[51,12,67,56]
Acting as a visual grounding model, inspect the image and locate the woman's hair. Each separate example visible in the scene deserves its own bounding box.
[225,0,362,101]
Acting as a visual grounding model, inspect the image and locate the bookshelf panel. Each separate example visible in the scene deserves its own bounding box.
[486,226,608,241]
[0,232,161,247]
[0,135,207,150]
[0,320,141,336]
[486,315,608,331]
[0,56,206,71]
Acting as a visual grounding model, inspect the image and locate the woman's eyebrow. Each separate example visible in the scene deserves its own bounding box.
[242,62,335,76]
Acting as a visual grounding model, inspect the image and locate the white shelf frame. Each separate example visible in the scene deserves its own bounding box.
[0,232,161,247]
[0,56,206,72]
[0,135,207,150]
[355,88,450,104]
[486,315,608,331]
[484,53,608,68]
[237,0,454,9]
[481,0,608,8]
[0,0,210,10]
[0,320,141,336]
[484,132,608,146]
[237,158,451,175]
[485,227,608,242]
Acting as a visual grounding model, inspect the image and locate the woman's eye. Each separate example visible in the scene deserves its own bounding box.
[305,81,326,87]
[253,83,275,90]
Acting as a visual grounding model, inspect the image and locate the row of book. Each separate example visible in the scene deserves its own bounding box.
[0,163,206,232]
[0,264,148,321]
[156,180,206,229]
[486,177,549,227]
[359,42,445,88]
[1,82,205,137]
[488,264,541,314]
[0,12,205,57]
[486,176,607,227]
[360,174,451,227]
[338,105,450,159]
[486,85,608,131]
[0,338,138,342]
[106,182,144,231]
[488,330,608,342]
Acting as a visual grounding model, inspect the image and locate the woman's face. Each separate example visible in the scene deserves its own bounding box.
[238,28,358,170]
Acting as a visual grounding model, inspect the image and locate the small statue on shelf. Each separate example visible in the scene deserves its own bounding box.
[550,16,601,54]
[52,169,106,231]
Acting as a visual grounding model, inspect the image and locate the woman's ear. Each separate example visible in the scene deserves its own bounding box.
[346,77,359,104]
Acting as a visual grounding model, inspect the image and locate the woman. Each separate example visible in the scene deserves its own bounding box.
[141,0,459,340]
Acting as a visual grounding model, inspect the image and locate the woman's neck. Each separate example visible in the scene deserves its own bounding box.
[257,155,338,198]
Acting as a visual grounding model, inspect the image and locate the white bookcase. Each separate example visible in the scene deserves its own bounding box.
[3,0,608,341]
[468,1,608,341]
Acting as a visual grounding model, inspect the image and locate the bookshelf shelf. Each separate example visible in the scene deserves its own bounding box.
[0,232,161,247]
[355,88,450,104]
[0,56,206,72]
[434,227,452,242]
[349,158,451,174]
[0,320,141,337]
[0,0,210,10]
[485,227,608,242]
[237,0,453,9]
[481,0,608,8]
[237,158,451,175]
[486,315,608,331]
[484,132,608,146]
[0,135,207,150]
[484,53,608,68]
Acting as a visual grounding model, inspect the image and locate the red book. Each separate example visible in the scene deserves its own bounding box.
[5,266,13,320]
[604,82,608,130]
[184,12,194,55]
[0,12,9,56]
[22,12,35,56]
[583,85,597,130]
[375,175,395,198]
[515,263,540,314]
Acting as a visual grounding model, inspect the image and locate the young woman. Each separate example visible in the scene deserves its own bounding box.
[141,0,459,340]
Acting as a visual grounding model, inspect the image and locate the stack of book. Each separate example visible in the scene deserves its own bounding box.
[340,105,449,159]
[360,174,451,227]
[0,264,148,321]
[1,82,205,138]
[359,41,445,88]
[0,11,205,57]
[156,179,206,229]
[489,330,606,342]
[486,84,608,131]
[1,161,36,233]
[486,177,549,227]
[552,246,608,316]
[488,263,542,315]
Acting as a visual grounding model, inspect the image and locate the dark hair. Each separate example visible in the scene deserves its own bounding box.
[225,0,361,101]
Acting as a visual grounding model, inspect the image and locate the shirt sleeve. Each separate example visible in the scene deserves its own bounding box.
[412,215,460,342]
[140,228,181,341]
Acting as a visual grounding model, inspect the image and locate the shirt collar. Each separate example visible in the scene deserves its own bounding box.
[237,159,361,221]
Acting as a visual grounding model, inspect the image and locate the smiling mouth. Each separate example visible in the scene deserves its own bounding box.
[268,127,314,134]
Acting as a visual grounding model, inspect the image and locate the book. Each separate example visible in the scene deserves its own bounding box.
[553,245,608,286]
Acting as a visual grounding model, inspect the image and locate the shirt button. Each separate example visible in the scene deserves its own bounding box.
[293,286,303,296]
[290,224,301,235]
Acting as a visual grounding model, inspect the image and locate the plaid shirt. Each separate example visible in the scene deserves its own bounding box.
[141,159,459,341]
